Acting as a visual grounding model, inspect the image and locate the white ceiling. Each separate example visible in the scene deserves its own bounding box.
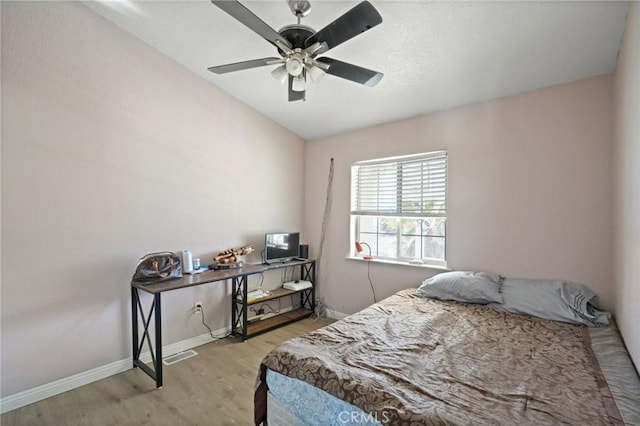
[84,0,629,140]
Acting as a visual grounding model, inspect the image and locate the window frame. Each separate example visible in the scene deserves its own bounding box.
[350,151,448,267]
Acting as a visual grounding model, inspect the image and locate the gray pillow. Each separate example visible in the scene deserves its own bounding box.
[488,278,611,327]
[415,271,504,304]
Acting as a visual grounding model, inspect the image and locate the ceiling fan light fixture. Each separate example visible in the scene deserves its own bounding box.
[292,74,306,92]
[285,57,304,77]
[308,65,326,83]
[271,65,288,84]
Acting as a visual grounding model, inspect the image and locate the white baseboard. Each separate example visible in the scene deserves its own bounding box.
[1,303,314,414]
[0,326,230,414]
[327,310,349,320]
[0,357,132,415]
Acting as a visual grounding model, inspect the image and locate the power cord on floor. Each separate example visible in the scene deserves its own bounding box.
[367,260,377,303]
[199,308,231,341]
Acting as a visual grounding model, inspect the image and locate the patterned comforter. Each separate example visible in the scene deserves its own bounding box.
[255,289,624,425]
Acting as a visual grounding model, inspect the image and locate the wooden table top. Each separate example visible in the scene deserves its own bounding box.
[131,259,313,294]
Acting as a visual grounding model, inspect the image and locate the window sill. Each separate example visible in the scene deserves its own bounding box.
[345,257,452,271]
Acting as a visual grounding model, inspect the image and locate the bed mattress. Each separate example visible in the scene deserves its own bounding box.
[256,289,640,425]
[267,369,380,425]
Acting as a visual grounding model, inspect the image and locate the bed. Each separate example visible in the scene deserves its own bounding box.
[254,272,640,425]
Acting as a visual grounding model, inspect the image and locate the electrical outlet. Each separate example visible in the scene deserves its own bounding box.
[194,301,203,314]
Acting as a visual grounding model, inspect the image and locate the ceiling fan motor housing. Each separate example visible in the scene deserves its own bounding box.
[278,25,315,51]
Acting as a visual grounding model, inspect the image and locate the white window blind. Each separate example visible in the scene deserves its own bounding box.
[351,151,447,218]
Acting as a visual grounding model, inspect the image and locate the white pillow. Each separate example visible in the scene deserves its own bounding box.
[488,278,610,327]
[415,271,504,304]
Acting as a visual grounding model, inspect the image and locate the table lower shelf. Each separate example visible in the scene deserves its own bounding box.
[242,307,313,338]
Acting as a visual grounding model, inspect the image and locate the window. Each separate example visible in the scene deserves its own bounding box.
[350,151,447,266]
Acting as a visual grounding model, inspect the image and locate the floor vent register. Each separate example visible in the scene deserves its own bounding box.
[162,349,198,366]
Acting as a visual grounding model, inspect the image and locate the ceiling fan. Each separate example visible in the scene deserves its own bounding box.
[208,0,384,102]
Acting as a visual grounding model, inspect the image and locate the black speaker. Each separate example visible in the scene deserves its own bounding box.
[299,244,309,259]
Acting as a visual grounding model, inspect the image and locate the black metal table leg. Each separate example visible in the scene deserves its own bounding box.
[311,262,316,312]
[231,276,249,341]
[231,279,237,336]
[132,287,138,369]
[242,276,248,341]
[154,293,162,388]
[132,290,163,388]
[300,262,316,312]
[232,277,240,337]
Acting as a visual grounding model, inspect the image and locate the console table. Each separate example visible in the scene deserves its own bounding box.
[131,259,315,388]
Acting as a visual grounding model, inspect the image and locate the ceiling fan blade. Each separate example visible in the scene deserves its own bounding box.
[316,57,383,87]
[211,1,293,50]
[288,75,305,102]
[208,57,283,74]
[305,1,382,54]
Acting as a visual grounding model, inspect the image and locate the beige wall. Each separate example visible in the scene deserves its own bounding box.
[613,2,640,369]
[304,75,614,316]
[1,2,304,396]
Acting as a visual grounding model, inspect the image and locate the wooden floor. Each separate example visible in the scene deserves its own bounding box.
[2,319,331,426]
